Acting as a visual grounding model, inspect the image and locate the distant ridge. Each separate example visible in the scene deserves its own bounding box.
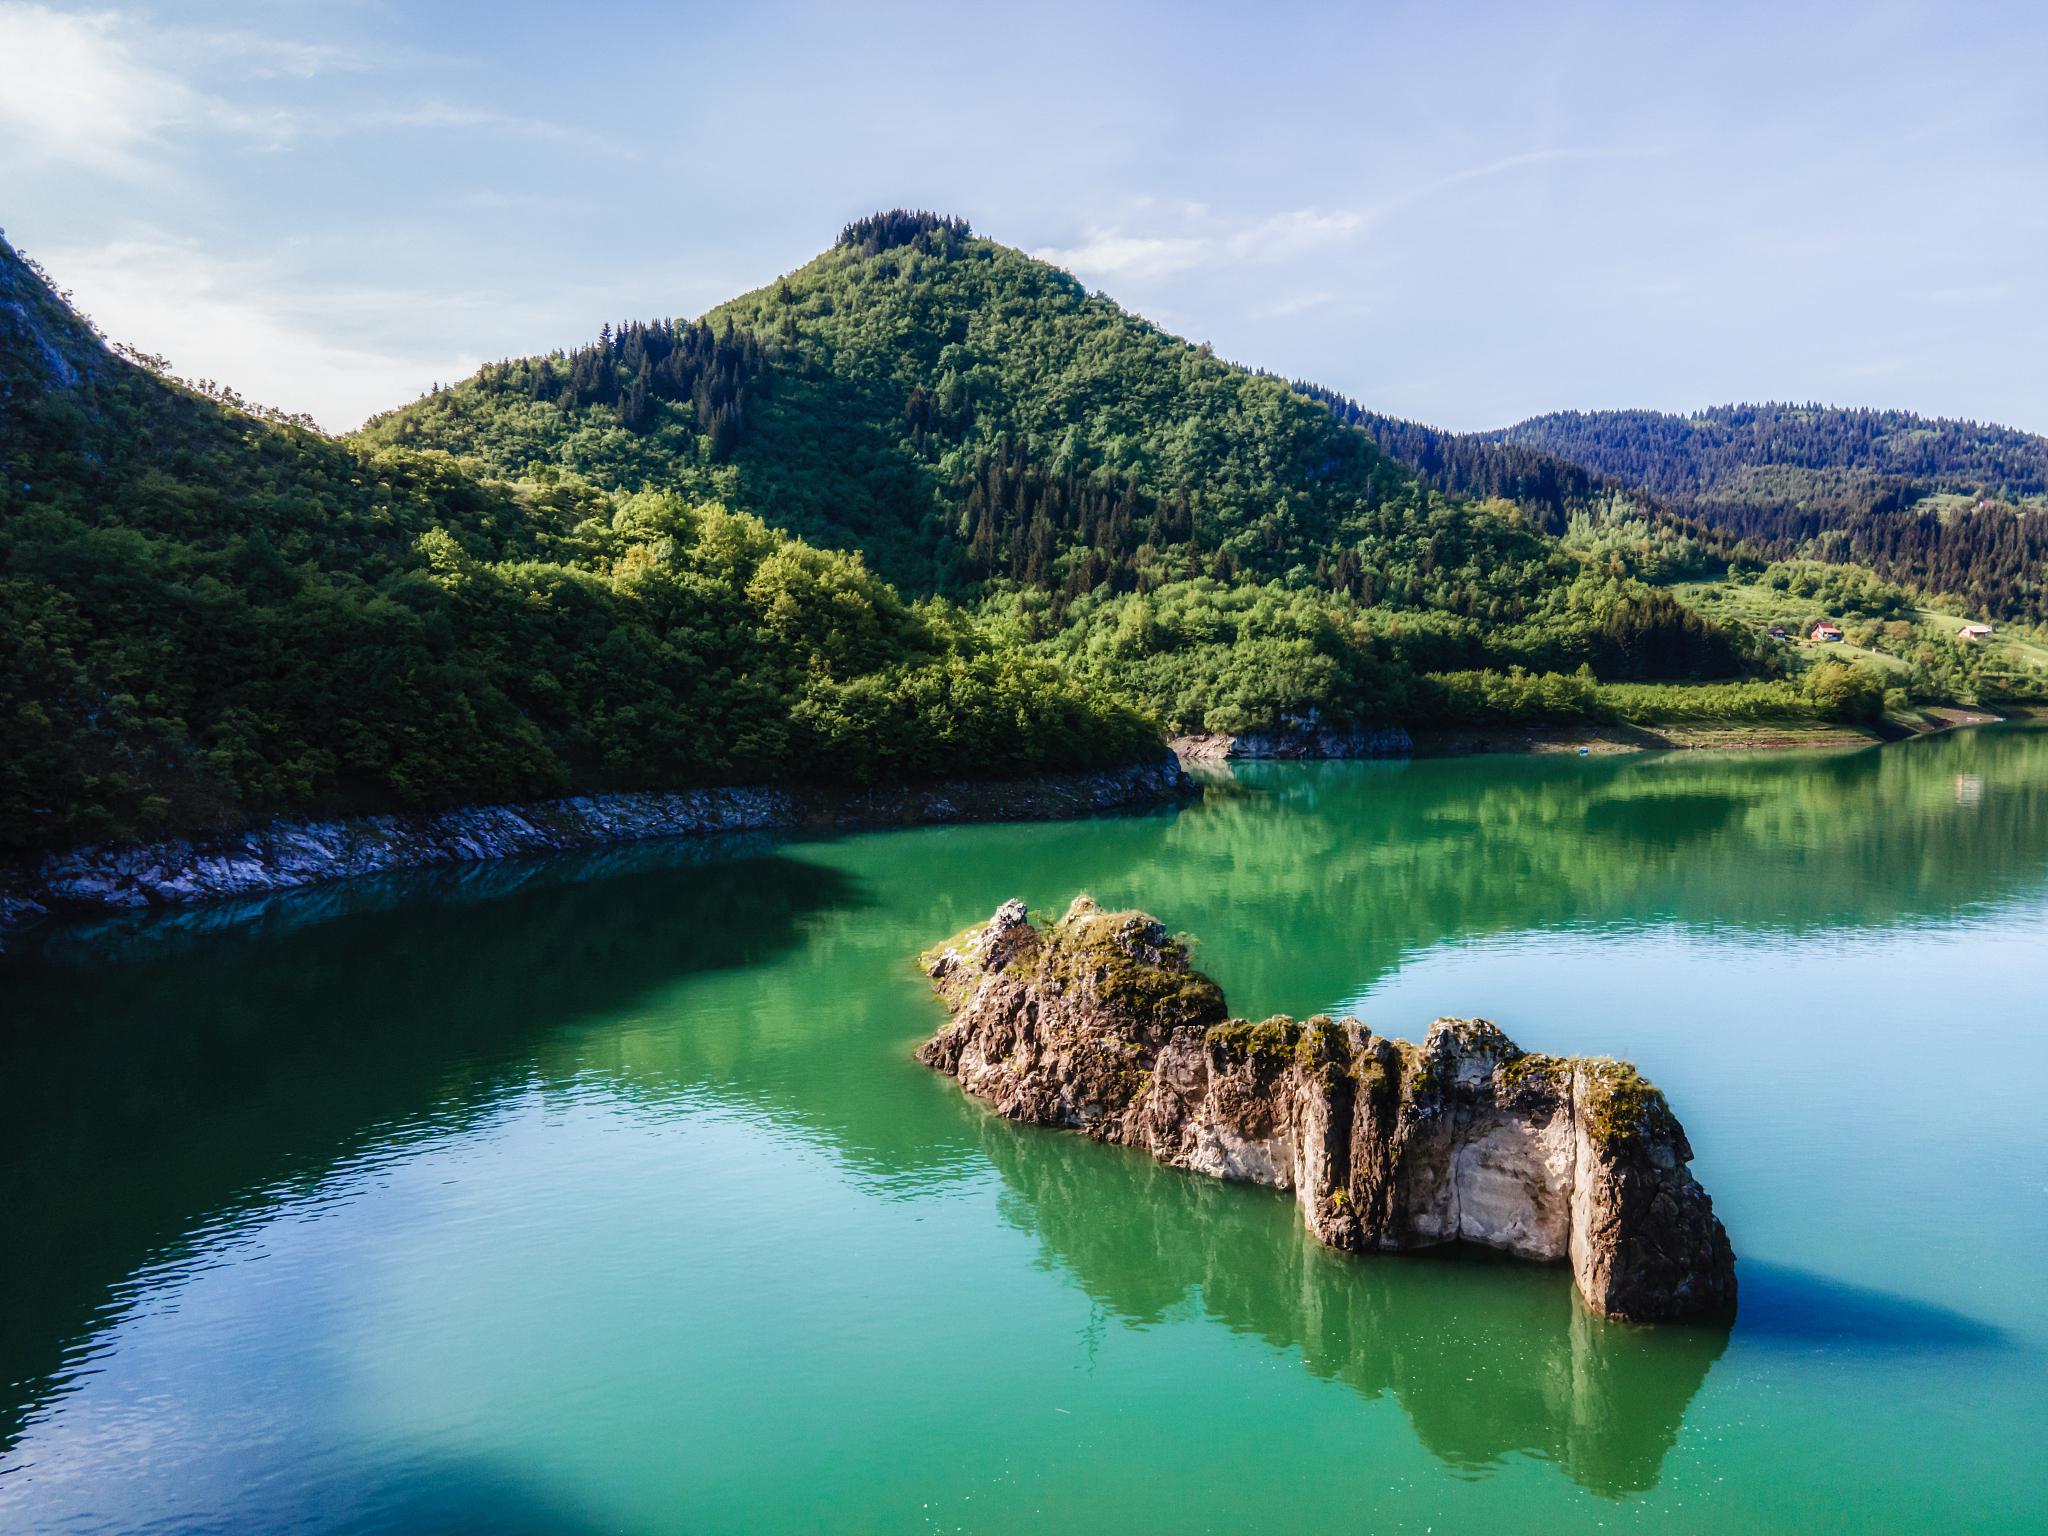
[1491,404,2048,621]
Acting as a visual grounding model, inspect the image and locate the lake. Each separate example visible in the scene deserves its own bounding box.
[3,727,2044,1533]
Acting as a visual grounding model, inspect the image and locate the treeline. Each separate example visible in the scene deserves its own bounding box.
[0,234,1159,855]
[949,439,1192,593]
[1498,404,2048,622]
[837,209,973,259]
[1711,502,2048,626]
[1499,404,2048,501]
[468,317,766,450]
[1425,665,1886,727]
[987,568,1765,739]
[1293,381,1609,535]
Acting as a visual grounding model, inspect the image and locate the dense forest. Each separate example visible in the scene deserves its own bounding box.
[0,233,1156,855]
[366,211,1773,734]
[9,214,2044,858]
[1498,405,2048,622]
[1293,382,1616,537]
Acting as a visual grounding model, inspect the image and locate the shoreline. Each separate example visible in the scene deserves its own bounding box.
[0,755,1194,953]
[1175,707,2025,762]
[10,708,2036,951]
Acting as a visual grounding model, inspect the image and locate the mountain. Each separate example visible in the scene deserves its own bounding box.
[1494,405,2048,623]
[1291,382,1633,537]
[0,231,1154,857]
[16,211,2026,866]
[365,212,1769,734]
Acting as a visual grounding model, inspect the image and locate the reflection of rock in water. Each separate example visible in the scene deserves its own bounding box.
[979,1116,1727,1498]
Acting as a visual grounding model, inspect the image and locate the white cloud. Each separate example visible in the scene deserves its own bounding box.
[0,4,224,174]
[43,235,484,432]
[1252,289,1336,320]
[0,6,585,175]
[1033,147,1664,292]
[1037,206,1365,285]
[173,28,367,81]
[1035,231,1209,283]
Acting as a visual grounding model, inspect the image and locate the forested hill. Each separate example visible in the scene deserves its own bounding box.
[10,213,2033,862]
[0,232,1156,857]
[1291,381,1623,536]
[1500,404,2048,502]
[1495,405,2048,622]
[365,212,1769,724]
[365,211,1456,599]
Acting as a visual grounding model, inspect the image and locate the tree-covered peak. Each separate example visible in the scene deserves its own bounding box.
[836,209,974,257]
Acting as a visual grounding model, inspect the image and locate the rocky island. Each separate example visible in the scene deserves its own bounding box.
[918,897,1736,1322]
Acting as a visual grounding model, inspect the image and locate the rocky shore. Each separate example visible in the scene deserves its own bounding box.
[1171,724,1414,760]
[918,896,1737,1322]
[0,756,1192,951]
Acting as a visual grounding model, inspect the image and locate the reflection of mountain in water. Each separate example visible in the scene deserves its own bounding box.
[6,726,2043,1479]
[1152,726,2048,1012]
[977,1114,1727,1498]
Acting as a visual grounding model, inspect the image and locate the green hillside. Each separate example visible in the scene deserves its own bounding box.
[1496,404,2048,624]
[366,212,1787,734]
[12,211,2041,865]
[0,232,1155,856]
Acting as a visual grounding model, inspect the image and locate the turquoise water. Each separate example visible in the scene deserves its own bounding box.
[3,727,2045,1532]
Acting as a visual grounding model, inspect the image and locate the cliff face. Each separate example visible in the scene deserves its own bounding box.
[918,897,1736,1322]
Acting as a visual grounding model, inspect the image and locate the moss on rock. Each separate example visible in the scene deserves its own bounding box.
[1204,1015,1304,1065]
[1578,1059,1677,1153]
[1044,895,1226,1028]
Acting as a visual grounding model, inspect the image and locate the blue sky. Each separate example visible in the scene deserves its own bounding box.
[2,0,2042,434]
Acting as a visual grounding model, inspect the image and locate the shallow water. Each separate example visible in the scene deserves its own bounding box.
[3,727,2045,1533]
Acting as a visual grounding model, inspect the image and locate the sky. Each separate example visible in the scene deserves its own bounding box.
[1,0,2043,435]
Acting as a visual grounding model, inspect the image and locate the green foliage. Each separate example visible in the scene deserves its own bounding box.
[368,219,1762,734]
[1501,405,2048,625]
[1577,1060,1677,1155]
[1757,559,1915,619]
[1044,897,1227,1029]
[1205,1015,1306,1066]
[1420,667,1888,726]
[1799,661,1887,722]
[0,236,1158,855]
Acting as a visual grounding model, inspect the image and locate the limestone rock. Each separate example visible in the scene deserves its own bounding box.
[0,756,1191,952]
[918,897,1736,1322]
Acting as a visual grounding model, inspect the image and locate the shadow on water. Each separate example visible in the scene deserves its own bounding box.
[77,1452,626,1536]
[0,843,863,1452]
[1733,1263,2010,1353]
[339,1462,616,1536]
[975,1113,1728,1499]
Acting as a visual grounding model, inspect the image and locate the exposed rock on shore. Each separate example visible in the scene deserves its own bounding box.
[0,757,1191,950]
[918,896,1736,1322]
[1172,723,1413,760]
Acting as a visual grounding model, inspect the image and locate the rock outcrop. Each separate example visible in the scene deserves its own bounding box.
[0,757,1191,952]
[1172,723,1413,760]
[918,897,1736,1322]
